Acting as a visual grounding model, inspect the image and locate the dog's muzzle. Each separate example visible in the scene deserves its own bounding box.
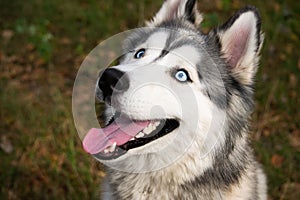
[98,68,129,102]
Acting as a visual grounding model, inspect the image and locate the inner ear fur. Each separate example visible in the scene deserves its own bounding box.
[216,6,264,85]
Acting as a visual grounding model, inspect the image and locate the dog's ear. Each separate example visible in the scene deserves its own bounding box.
[146,0,203,27]
[215,6,264,85]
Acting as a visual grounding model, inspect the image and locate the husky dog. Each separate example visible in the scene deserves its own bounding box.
[82,0,267,199]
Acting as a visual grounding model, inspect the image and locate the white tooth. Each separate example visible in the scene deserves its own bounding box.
[150,123,155,130]
[143,126,152,134]
[149,123,154,129]
[108,142,117,152]
[153,121,160,127]
[104,148,110,154]
[130,137,135,141]
[136,132,145,138]
[103,142,117,153]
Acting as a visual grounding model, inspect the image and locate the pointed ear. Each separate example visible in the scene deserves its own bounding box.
[146,0,203,27]
[216,6,264,85]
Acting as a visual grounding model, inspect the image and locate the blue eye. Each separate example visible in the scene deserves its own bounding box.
[175,70,189,82]
[134,48,145,59]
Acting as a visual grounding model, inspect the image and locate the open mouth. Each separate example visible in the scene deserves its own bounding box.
[83,115,179,160]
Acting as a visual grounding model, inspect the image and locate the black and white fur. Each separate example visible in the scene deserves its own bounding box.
[95,0,267,199]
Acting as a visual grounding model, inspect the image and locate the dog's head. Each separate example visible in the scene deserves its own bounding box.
[83,0,263,172]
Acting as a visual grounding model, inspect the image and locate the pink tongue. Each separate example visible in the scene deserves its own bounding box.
[83,118,150,154]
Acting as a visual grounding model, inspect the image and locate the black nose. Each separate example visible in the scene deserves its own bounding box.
[98,68,129,101]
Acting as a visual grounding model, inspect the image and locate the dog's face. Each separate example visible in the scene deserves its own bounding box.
[97,30,217,165]
[83,0,263,172]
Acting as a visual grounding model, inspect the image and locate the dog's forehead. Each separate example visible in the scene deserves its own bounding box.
[159,45,201,69]
[124,27,205,51]
[122,27,206,69]
[144,31,170,50]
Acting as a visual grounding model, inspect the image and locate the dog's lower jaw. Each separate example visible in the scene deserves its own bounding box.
[102,136,267,200]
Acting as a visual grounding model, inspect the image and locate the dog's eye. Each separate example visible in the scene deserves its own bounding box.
[134,48,145,59]
[174,69,190,82]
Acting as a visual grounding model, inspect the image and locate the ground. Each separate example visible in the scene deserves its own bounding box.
[0,0,299,199]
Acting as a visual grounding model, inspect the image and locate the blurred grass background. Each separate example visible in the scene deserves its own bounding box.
[0,0,299,199]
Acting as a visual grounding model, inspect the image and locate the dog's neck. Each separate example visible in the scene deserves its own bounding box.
[105,133,254,199]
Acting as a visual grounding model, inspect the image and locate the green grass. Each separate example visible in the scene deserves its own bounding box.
[0,0,299,199]
[0,78,104,199]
